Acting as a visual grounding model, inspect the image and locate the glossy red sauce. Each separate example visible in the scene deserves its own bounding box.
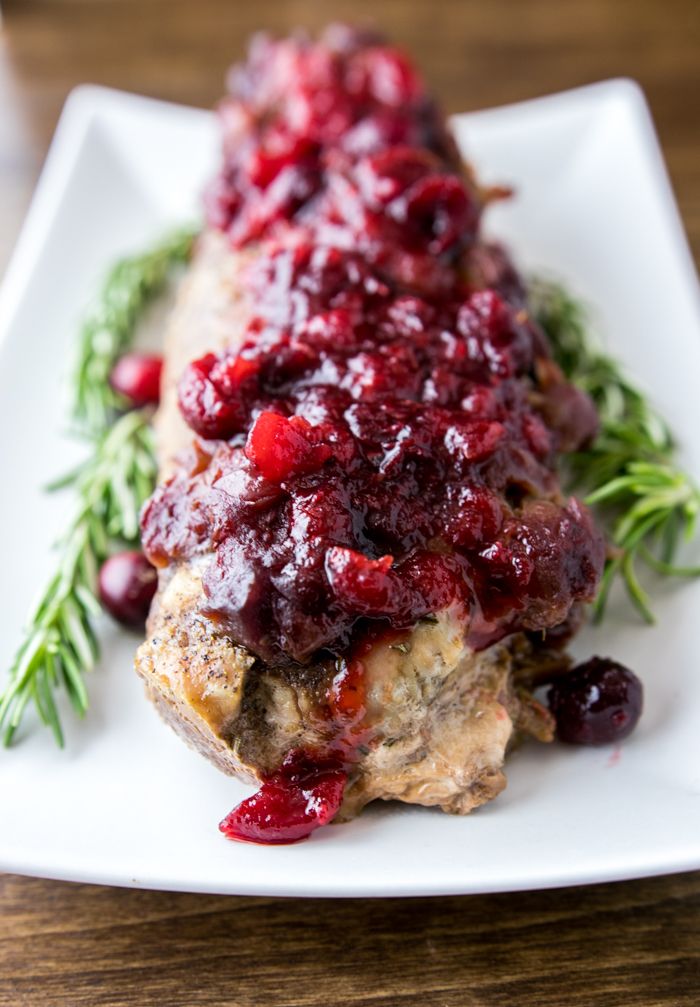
[140,28,605,843]
[204,26,465,265]
[143,242,602,665]
[221,641,371,845]
[219,750,348,844]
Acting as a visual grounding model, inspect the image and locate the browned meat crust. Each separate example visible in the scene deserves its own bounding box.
[155,233,255,473]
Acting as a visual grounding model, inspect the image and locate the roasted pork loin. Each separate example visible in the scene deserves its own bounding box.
[135,28,604,843]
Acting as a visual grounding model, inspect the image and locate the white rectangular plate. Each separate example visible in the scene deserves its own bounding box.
[1,81,700,897]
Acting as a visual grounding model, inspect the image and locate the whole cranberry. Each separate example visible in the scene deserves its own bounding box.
[356,148,434,207]
[98,551,157,627]
[548,657,643,745]
[109,353,163,407]
[325,546,398,613]
[443,485,503,551]
[178,353,249,440]
[352,47,423,107]
[402,174,477,254]
[245,412,331,482]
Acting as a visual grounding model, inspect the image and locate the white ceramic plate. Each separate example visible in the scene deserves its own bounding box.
[1,81,700,897]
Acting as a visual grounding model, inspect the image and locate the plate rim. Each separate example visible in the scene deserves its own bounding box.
[2,78,700,897]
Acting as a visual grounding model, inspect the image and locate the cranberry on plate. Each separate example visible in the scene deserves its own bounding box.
[548,657,643,745]
[219,750,347,844]
[109,352,163,407]
[98,551,158,628]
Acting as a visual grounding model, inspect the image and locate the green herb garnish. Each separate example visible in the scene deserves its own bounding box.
[0,227,196,745]
[0,412,157,745]
[531,280,700,621]
[75,227,196,433]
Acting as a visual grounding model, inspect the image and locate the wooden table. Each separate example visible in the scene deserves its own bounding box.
[1,2,699,1004]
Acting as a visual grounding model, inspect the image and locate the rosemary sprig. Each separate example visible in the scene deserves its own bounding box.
[531,280,700,621]
[1,227,196,745]
[74,226,196,433]
[0,411,157,746]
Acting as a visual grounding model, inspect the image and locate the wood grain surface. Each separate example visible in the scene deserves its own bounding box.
[1,871,700,1007]
[1,2,699,1005]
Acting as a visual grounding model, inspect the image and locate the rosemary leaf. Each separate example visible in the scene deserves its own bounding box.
[531,279,700,619]
[1,227,195,746]
[1,408,159,746]
[74,226,197,435]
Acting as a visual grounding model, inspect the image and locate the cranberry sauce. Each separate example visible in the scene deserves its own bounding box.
[141,28,605,669]
[220,639,371,844]
[219,750,348,844]
[204,26,467,270]
[143,243,603,664]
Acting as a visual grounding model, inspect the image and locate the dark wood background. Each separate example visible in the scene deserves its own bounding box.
[1,1,699,1004]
